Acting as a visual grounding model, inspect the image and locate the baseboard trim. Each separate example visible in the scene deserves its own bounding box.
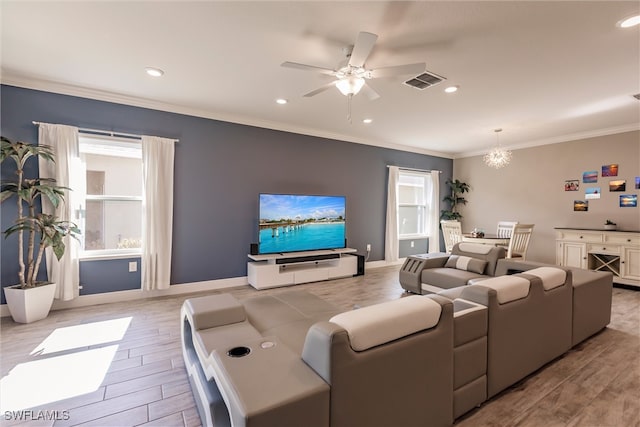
[1,276,249,318]
[1,260,401,318]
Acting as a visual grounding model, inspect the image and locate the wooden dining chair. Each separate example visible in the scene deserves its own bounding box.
[496,221,518,238]
[506,223,535,260]
[440,220,462,253]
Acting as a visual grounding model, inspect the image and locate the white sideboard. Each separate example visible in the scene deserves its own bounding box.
[555,228,640,288]
[247,248,358,290]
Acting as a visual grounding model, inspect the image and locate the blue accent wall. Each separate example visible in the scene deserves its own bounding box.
[1,84,452,300]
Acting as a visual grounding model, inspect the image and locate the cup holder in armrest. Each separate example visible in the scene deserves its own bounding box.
[227,346,251,358]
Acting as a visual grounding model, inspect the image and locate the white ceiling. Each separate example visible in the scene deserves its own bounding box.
[2,1,639,158]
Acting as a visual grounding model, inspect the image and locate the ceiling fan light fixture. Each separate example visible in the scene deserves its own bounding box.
[617,14,640,28]
[336,76,365,96]
[484,128,512,169]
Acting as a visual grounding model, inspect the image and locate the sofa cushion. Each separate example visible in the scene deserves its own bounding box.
[329,296,442,351]
[422,268,487,290]
[472,275,530,304]
[445,255,489,274]
[452,243,506,277]
[524,267,567,290]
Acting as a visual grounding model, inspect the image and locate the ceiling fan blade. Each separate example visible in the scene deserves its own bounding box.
[281,61,336,76]
[348,32,378,68]
[303,81,338,97]
[369,63,426,78]
[361,82,380,101]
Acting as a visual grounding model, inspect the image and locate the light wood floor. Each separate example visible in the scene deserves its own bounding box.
[1,266,638,427]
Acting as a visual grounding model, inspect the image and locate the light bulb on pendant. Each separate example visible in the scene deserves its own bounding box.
[483,128,512,169]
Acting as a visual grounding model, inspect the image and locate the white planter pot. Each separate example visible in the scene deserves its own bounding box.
[3,282,57,323]
[604,224,617,230]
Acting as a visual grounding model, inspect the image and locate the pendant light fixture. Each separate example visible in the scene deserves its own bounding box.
[484,128,512,169]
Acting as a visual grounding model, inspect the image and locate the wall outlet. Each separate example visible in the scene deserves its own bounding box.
[366,244,371,252]
[129,261,137,273]
[411,241,415,248]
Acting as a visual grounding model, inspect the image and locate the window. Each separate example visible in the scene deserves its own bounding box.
[78,135,142,257]
[397,171,431,238]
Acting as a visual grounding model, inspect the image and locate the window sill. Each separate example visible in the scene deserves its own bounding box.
[399,235,429,240]
[80,252,142,262]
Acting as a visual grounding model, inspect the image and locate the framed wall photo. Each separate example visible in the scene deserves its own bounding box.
[574,200,588,211]
[585,187,601,199]
[583,171,598,183]
[601,164,618,177]
[609,180,626,192]
[564,180,579,191]
[620,195,637,208]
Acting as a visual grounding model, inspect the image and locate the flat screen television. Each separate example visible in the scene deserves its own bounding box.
[258,193,346,255]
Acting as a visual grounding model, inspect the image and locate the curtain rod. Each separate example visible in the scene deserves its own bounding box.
[32,121,179,143]
[387,165,442,173]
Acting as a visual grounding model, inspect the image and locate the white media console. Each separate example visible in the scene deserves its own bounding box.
[247,248,358,290]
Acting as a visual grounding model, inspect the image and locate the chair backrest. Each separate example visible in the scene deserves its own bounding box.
[441,220,462,253]
[496,221,518,238]
[506,223,534,260]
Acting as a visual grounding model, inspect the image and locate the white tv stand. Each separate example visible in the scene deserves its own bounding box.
[247,248,358,290]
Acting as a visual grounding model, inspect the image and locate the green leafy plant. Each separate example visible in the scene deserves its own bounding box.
[440,179,471,222]
[1,136,80,288]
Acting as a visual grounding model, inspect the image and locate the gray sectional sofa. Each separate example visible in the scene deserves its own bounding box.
[181,258,612,427]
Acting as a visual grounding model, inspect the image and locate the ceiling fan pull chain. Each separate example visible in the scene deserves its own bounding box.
[347,93,353,124]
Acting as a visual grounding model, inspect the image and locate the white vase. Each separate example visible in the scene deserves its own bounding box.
[604,224,617,230]
[3,282,57,323]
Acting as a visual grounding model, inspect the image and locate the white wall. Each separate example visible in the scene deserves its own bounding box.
[453,130,639,264]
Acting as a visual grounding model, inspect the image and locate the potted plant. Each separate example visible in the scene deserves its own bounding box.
[604,220,617,231]
[440,179,471,222]
[1,136,80,323]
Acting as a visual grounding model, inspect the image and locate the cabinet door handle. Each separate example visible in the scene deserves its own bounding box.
[628,239,632,242]
[603,247,606,250]
[621,261,625,264]
[579,236,583,239]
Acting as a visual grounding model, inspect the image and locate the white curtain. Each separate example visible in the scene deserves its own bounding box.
[38,123,80,301]
[141,136,175,291]
[384,166,400,262]
[427,170,441,253]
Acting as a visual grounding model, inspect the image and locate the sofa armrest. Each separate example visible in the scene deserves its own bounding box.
[183,294,246,331]
[302,321,347,384]
[209,336,329,427]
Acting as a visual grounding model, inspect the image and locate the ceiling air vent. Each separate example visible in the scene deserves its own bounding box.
[633,93,640,101]
[404,71,446,90]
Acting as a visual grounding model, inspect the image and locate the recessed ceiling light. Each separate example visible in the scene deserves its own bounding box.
[276,98,288,105]
[444,85,459,93]
[363,118,373,124]
[145,67,164,77]
[617,14,640,28]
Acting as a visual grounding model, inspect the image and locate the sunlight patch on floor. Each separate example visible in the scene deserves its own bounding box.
[0,345,117,411]
[30,317,132,356]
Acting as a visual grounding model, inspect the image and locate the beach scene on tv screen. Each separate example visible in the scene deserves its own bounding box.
[259,194,346,254]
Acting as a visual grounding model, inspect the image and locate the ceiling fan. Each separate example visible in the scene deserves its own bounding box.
[282,31,427,101]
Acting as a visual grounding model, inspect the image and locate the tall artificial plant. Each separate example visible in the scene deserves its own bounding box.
[0,136,80,288]
[440,178,471,222]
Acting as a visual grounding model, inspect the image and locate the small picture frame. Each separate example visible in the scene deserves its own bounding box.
[574,200,588,211]
[583,171,598,183]
[609,180,626,192]
[564,180,579,191]
[602,164,618,177]
[585,187,600,199]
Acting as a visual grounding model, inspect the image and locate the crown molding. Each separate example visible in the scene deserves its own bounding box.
[456,123,640,159]
[1,73,453,159]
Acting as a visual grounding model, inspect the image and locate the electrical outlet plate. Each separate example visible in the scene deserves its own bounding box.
[366,244,371,251]
[129,261,137,272]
